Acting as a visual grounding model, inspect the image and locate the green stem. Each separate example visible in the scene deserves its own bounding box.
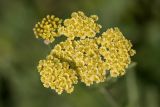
[48,44,52,50]
[100,87,119,107]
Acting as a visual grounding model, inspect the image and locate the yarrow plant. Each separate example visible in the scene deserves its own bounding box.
[33,11,136,94]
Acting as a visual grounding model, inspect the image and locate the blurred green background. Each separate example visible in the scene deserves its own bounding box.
[0,0,160,107]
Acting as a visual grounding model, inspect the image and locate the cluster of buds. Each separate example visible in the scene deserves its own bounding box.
[33,11,136,94]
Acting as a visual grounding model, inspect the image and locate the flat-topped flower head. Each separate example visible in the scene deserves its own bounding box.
[51,39,107,86]
[33,15,62,43]
[34,11,136,94]
[71,39,107,86]
[37,55,78,94]
[97,28,136,77]
[58,11,102,40]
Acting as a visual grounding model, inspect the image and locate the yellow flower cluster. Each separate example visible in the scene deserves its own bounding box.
[97,28,136,77]
[34,11,136,94]
[51,39,107,86]
[33,15,62,43]
[37,55,78,94]
[58,11,102,39]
